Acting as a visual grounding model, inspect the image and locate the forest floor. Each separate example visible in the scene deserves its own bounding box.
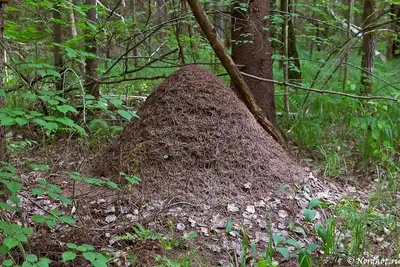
[6,66,391,266]
[7,132,381,267]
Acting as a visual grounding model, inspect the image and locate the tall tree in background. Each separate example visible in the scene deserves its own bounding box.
[342,0,354,90]
[281,0,301,82]
[85,0,99,99]
[387,4,400,60]
[360,0,377,95]
[53,1,63,91]
[231,0,276,124]
[0,1,5,160]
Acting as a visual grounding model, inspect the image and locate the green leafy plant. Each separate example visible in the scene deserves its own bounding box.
[62,243,110,267]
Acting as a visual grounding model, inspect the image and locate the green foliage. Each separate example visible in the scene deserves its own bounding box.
[63,243,110,267]
[0,156,119,265]
[116,224,164,241]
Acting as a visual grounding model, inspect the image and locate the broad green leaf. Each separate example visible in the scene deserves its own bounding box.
[50,209,61,216]
[15,233,28,243]
[62,251,76,262]
[22,92,38,99]
[0,202,18,211]
[32,215,47,223]
[78,244,95,252]
[57,105,77,114]
[110,99,123,107]
[93,259,107,267]
[272,235,284,246]
[21,227,34,235]
[58,195,72,205]
[4,237,19,249]
[285,239,300,249]
[117,109,133,121]
[26,254,38,262]
[15,117,28,126]
[276,247,289,260]
[29,111,42,117]
[2,259,13,266]
[82,251,96,261]
[0,245,9,254]
[46,70,61,78]
[59,216,76,224]
[31,188,45,195]
[66,243,77,249]
[304,209,317,222]
[6,181,22,193]
[308,198,323,209]
[1,117,15,126]
[9,196,20,205]
[106,181,119,189]
[37,257,52,267]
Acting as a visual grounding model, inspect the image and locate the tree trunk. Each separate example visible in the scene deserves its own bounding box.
[223,5,231,50]
[53,2,63,91]
[85,0,99,98]
[155,0,167,42]
[186,0,284,145]
[68,1,78,38]
[0,1,6,161]
[342,0,353,90]
[231,0,276,124]
[129,0,139,67]
[281,0,301,82]
[387,4,400,60]
[360,0,377,96]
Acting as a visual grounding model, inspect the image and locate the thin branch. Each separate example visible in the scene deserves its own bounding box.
[240,72,399,103]
[90,75,167,85]
[125,48,178,74]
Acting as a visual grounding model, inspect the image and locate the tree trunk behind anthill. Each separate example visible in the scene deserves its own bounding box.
[231,0,276,124]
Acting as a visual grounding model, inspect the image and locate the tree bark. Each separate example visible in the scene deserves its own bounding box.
[360,0,377,96]
[281,0,301,82]
[342,0,353,90]
[129,0,139,67]
[53,2,63,91]
[387,4,400,60]
[0,1,6,161]
[68,1,78,38]
[186,0,284,145]
[231,0,276,124]
[85,0,99,98]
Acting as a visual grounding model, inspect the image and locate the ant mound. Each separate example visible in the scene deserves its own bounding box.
[91,65,303,210]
